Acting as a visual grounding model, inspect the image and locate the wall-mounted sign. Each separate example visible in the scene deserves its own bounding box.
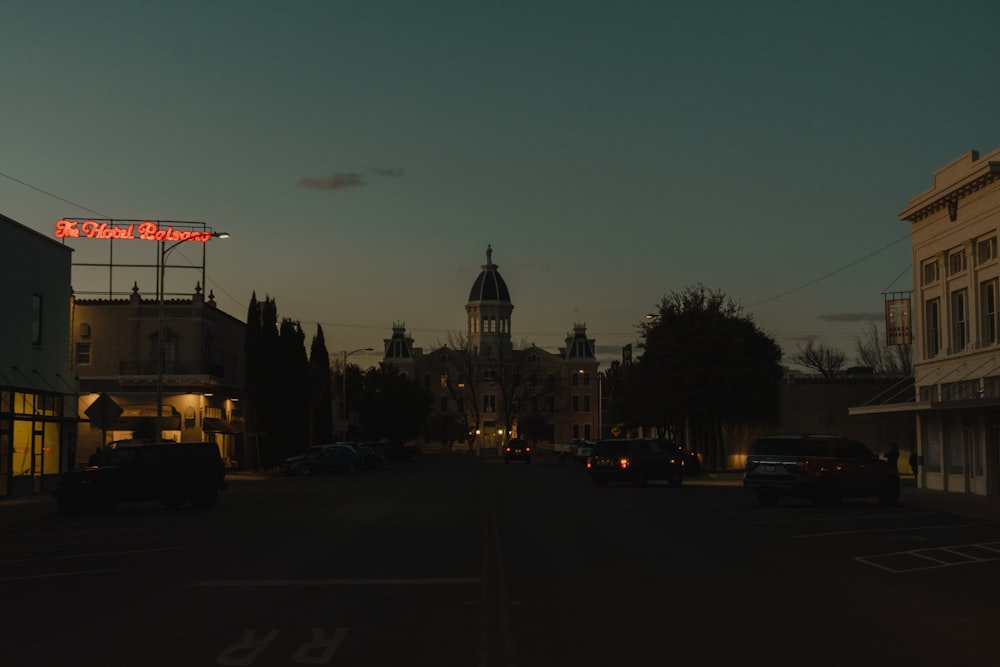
[55,219,212,242]
[885,298,912,346]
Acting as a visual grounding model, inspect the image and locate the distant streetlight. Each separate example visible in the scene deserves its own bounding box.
[155,231,229,439]
[341,347,373,440]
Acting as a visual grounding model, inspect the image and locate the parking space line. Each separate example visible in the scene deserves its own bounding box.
[855,541,1000,573]
[792,523,980,539]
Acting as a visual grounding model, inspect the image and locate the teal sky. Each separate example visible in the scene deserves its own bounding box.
[4,1,1000,370]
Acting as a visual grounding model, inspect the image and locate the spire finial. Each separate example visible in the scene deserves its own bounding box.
[486,244,492,265]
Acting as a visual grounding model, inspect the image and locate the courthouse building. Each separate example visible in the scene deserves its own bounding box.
[381,247,601,450]
[852,147,1000,496]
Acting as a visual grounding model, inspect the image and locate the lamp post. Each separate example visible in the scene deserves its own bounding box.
[155,231,229,439]
[341,347,373,440]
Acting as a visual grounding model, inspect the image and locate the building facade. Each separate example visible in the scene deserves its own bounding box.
[72,281,246,467]
[0,214,77,498]
[852,147,1000,496]
[381,247,601,450]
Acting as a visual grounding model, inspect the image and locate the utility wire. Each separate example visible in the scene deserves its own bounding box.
[749,234,911,307]
[0,169,110,218]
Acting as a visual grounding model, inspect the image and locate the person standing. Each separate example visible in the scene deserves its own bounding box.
[884,441,900,471]
[909,448,919,477]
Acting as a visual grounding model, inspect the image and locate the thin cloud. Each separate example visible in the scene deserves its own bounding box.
[297,173,366,190]
[371,167,405,178]
[819,312,883,323]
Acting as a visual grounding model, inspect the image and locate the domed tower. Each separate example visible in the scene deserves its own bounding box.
[466,245,513,356]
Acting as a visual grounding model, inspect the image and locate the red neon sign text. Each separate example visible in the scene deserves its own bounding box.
[54,219,213,243]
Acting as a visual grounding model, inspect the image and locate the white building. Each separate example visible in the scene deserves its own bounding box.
[852,147,1000,496]
[0,213,77,498]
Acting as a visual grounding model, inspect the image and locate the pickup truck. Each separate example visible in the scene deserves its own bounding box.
[53,441,227,514]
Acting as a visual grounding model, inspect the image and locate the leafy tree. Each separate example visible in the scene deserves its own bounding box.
[792,340,846,378]
[357,364,432,441]
[638,284,782,470]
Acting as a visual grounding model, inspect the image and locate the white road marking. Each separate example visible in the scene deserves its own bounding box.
[0,568,118,582]
[190,577,481,587]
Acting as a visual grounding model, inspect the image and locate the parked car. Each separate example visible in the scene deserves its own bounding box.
[552,442,578,461]
[573,440,597,463]
[355,443,388,469]
[53,440,227,514]
[504,438,531,464]
[743,433,900,506]
[363,440,422,463]
[586,438,685,487]
[283,443,361,476]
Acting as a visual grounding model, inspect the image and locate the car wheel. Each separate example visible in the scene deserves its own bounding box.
[756,489,779,506]
[667,468,684,486]
[346,463,357,474]
[300,465,312,476]
[632,472,647,488]
[878,478,900,506]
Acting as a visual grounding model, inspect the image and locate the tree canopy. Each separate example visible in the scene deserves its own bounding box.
[636,284,783,468]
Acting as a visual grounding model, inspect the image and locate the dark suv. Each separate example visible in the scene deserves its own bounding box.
[586,439,685,487]
[743,434,900,506]
[53,441,227,514]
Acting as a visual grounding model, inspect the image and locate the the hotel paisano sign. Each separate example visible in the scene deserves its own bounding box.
[54,218,214,243]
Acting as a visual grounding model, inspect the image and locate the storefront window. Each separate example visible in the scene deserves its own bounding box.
[9,392,62,477]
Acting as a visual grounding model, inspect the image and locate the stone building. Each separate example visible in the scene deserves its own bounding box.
[381,247,600,451]
[72,281,245,467]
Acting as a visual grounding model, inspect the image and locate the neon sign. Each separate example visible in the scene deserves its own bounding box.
[54,219,213,242]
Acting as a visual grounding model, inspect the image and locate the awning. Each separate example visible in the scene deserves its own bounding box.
[203,417,243,434]
[849,396,1000,416]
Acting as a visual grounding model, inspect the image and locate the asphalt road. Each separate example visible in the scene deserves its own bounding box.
[2,456,1000,666]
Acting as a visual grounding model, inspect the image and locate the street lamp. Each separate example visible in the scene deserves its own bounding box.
[341,347,373,440]
[155,231,229,439]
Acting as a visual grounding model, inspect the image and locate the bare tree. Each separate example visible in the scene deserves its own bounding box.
[443,332,484,450]
[792,340,846,378]
[855,322,912,377]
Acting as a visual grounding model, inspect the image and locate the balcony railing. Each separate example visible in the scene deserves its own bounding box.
[120,360,226,377]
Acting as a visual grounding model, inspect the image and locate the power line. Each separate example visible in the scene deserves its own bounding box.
[0,169,109,218]
[749,234,911,307]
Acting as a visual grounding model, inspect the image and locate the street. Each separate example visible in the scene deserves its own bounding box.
[2,455,1000,666]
